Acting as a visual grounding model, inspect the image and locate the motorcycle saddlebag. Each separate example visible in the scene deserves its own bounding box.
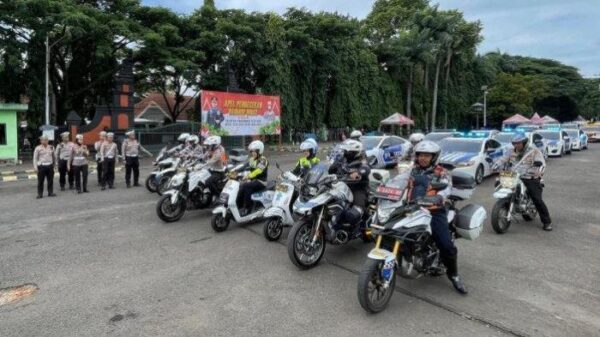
[455,204,487,240]
[450,171,476,200]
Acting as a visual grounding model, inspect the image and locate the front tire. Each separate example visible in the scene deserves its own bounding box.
[211,213,230,232]
[263,218,284,241]
[475,165,484,184]
[156,175,171,196]
[357,258,396,313]
[145,174,158,193]
[491,199,511,234]
[156,194,186,223]
[287,219,326,269]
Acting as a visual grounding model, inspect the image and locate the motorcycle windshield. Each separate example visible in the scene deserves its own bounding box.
[305,164,328,185]
[386,171,410,190]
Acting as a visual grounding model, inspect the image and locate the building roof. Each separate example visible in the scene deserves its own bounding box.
[134,92,196,121]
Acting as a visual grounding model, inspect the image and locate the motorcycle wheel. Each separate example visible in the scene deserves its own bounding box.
[156,176,171,196]
[357,258,396,313]
[287,219,326,269]
[156,194,186,223]
[263,218,284,241]
[491,199,511,234]
[211,213,230,232]
[145,174,158,193]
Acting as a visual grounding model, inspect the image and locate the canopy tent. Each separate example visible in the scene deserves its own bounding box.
[380,113,414,126]
[529,113,545,125]
[542,115,558,123]
[502,114,530,125]
[574,115,587,122]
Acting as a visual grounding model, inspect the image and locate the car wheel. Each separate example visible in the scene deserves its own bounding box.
[475,165,484,185]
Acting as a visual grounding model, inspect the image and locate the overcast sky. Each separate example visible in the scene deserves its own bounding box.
[142,0,600,78]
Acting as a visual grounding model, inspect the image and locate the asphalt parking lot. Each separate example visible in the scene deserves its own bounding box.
[1,148,599,337]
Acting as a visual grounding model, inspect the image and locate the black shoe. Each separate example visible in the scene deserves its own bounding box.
[61,187,65,191]
[101,186,106,191]
[36,195,43,199]
[69,186,74,190]
[83,190,89,193]
[134,183,140,187]
[109,185,114,189]
[543,223,553,231]
[449,275,468,295]
[48,193,57,197]
[77,190,83,194]
[126,184,131,188]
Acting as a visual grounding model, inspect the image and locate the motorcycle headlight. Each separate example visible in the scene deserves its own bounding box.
[499,172,518,189]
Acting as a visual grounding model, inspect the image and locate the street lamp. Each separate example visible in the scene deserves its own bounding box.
[481,85,489,128]
[45,30,70,126]
[471,102,484,129]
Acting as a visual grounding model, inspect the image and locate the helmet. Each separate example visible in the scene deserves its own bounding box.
[413,140,441,167]
[205,135,221,150]
[178,133,190,142]
[409,132,425,145]
[75,134,84,141]
[511,132,528,148]
[99,131,107,137]
[300,139,317,157]
[349,130,362,140]
[340,139,363,161]
[187,135,200,145]
[248,140,265,155]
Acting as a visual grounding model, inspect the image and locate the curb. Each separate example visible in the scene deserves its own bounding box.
[0,167,124,182]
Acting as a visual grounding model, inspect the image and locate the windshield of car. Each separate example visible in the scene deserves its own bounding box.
[495,133,514,143]
[565,130,579,138]
[537,131,560,140]
[361,137,381,150]
[305,164,328,185]
[583,126,600,132]
[424,133,452,141]
[439,139,482,153]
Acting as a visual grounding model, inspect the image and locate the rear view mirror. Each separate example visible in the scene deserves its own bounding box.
[430,182,448,191]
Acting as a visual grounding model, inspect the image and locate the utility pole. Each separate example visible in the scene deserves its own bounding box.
[45,36,50,126]
[482,85,489,128]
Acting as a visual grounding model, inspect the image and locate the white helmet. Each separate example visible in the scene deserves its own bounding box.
[300,139,317,156]
[350,130,362,139]
[178,133,190,142]
[413,140,441,167]
[205,135,221,146]
[248,140,265,155]
[340,139,363,161]
[409,132,425,145]
[187,135,200,145]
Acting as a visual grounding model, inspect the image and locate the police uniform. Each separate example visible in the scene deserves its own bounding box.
[94,132,107,185]
[292,155,320,177]
[71,140,90,193]
[239,155,269,211]
[33,140,57,198]
[55,132,75,190]
[204,145,226,196]
[100,136,118,189]
[122,131,150,187]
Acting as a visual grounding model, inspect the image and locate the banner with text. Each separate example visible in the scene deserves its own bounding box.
[200,90,281,137]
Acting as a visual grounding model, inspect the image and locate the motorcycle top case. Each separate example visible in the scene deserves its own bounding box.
[455,204,486,240]
[450,170,476,200]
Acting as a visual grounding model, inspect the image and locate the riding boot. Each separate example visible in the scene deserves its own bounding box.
[443,256,468,295]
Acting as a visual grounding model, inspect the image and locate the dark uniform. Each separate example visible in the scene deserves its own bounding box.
[94,136,106,185]
[55,140,75,190]
[238,155,269,211]
[33,143,57,198]
[328,157,371,230]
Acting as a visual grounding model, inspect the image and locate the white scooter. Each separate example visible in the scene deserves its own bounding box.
[211,165,275,232]
[146,147,178,193]
[262,163,301,241]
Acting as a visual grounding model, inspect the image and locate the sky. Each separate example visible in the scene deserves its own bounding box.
[142,0,600,78]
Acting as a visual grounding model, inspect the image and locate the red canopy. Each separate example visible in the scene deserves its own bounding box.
[380,113,414,126]
[542,115,558,123]
[529,113,544,125]
[502,114,531,125]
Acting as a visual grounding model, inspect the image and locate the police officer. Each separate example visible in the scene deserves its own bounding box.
[292,139,320,176]
[70,134,90,193]
[497,133,552,231]
[409,140,467,294]
[122,130,152,188]
[33,135,57,198]
[100,132,118,190]
[238,140,269,215]
[167,133,190,156]
[349,130,362,140]
[203,135,227,196]
[94,131,107,186]
[407,132,425,159]
[327,139,371,240]
[185,135,204,161]
[55,131,75,191]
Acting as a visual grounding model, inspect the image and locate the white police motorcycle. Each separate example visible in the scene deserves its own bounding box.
[211,165,275,232]
[262,163,302,241]
[146,146,178,193]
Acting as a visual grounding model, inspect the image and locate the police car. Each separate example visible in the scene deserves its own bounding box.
[495,130,549,159]
[564,128,588,150]
[537,129,571,157]
[423,130,460,143]
[362,135,409,169]
[438,136,507,184]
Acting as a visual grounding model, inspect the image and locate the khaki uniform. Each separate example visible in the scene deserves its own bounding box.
[100,142,118,188]
[55,141,75,189]
[121,139,148,186]
[33,144,56,197]
[71,143,90,192]
[94,140,106,185]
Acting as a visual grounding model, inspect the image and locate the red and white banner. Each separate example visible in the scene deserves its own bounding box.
[200,90,281,137]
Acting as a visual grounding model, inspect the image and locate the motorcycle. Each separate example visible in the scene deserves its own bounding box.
[287,164,376,270]
[262,163,302,241]
[145,146,177,193]
[156,163,227,223]
[210,165,275,233]
[356,169,486,313]
[491,170,541,234]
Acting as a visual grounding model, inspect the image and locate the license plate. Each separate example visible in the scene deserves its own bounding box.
[276,184,288,192]
[376,186,402,200]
